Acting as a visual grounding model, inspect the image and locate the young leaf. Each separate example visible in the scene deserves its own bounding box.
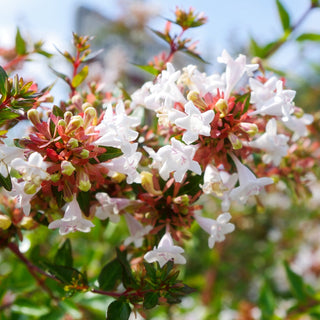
[276,0,291,31]
[134,64,160,76]
[44,263,86,285]
[0,66,8,96]
[284,261,308,301]
[259,281,275,319]
[49,66,70,84]
[143,292,159,309]
[15,28,27,55]
[296,33,320,42]
[54,239,73,267]
[52,105,64,118]
[106,300,131,320]
[71,65,89,88]
[98,259,123,291]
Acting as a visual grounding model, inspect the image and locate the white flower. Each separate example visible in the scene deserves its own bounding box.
[0,144,24,177]
[248,118,289,165]
[94,101,140,151]
[95,192,133,223]
[217,49,258,99]
[174,101,214,144]
[144,63,187,112]
[282,113,313,141]
[4,178,37,216]
[249,76,278,108]
[102,143,142,184]
[229,153,273,204]
[201,164,238,211]
[195,212,235,248]
[249,80,295,119]
[11,152,49,187]
[48,196,94,235]
[124,213,153,247]
[144,231,186,267]
[145,138,201,183]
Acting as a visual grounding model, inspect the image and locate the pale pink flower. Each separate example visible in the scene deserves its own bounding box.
[144,231,186,267]
[48,197,94,235]
[195,212,235,248]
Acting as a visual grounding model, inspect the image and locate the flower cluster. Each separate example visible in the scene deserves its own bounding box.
[0,46,314,271]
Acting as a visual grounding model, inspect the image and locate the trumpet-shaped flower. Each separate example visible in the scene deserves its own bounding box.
[48,197,94,235]
[249,80,295,119]
[102,143,142,184]
[248,119,289,165]
[94,101,140,151]
[282,113,313,141]
[145,138,201,183]
[144,231,186,267]
[174,101,214,144]
[229,153,273,204]
[201,164,238,211]
[195,212,235,248]
[217,49,258,99]
[95,192,136,223]
[11,152,49,187]
[124,213,153,247]
[0,144,24,178]
[4,178,37,216]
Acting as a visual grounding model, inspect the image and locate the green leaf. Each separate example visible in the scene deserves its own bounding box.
[134,64,160,76]
[143,292,159,309]
[284,261,307,301]
[49,66,70,84]
[0,172,12,191]
[77,191,91,216]
[276,0,291,31]
[148,28,171,44]
[106,300,131,320]
[82,49,104,63]
[98,259,123,291]
[45,263,86,285]
[180,49,209,64]
[54,239,73,267]
[249,37,262,57]
[296,33,320,42]
[52,105,64,118]
[116,248,137,289]
[144,262,157,281]
[259,281,275,319]
[311,0,319,7]
[0,66,8,96]
[15,28,27,55]
[90,147,123,164]
[71,65,89,88]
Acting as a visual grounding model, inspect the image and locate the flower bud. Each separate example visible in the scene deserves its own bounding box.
[111,172,126,183]
[65,116,84,134]
[67,138,79,148]
[27,109,41,126]
[64,111,73,124]
[61,160,76,176]
[19,216,36,229]
[58,119,66,127]
[141,171,162,196]
[80,149,90,159]
[24,182,38,194]
[187,90,208,110]
[78,170,91,192]
[228,133,242,150]
[215,99,228,117]
[294,107,304,118]
[173,194,189,205]
[50,172,61,182]
[81,102,92,111]
[83,107,97,128]
[0,215,12,230]
[238,122,258,137]
[71,94,83,106]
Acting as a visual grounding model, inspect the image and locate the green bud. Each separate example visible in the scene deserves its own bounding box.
[0,215,12,230]
[215,99,228,117]
[24,182,38,194]
[61,160,76,176]
[50,172,61,182]
[80,149,90,159]
[68,138,79,148]
[27,109,41,126]
[228,133,242,150]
